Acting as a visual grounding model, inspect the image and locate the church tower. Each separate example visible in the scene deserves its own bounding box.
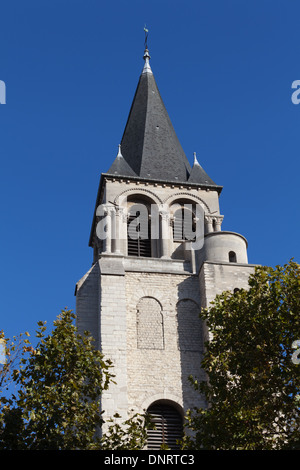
[75,45,256,449]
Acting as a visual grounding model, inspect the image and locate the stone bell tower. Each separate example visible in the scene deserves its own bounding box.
[75,46,256,449]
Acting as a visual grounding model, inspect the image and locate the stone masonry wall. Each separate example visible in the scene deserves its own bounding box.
[199,261,256,343]
[76,262,100,348]
[200,261,256,309]
[137,297,164,350]
[99,271,129,424]
[125,271,206,415]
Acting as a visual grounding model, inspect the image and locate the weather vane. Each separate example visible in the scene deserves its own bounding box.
[144,25,149,49]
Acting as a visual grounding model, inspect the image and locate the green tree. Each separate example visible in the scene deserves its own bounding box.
[0,309,149,450]
[0,329,33,449]
[0,329,31,397]
[99,412,153,450]
[183,260,300,450]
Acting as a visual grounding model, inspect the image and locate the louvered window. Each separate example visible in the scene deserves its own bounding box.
[173,208,196,242]
[127,214,151,257]
[147,403,183,450]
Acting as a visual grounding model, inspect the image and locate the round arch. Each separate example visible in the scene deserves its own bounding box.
[146,399,184,450]
[163,192,211,214]
[136,296,164,350]
[141,394,183,416]
[130,290,167,312]
[114,187,163,207]
[147,398,184,418]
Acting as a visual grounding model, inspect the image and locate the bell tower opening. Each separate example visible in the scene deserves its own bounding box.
[127,212,152,257]
[146,401,183,450]
[229,250,237,263]
[126,194,159,258]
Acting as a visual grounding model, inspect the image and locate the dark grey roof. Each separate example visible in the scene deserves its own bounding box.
[107,145,137,177]
[118,50,192,183]
[188,153,217,185]
[105,49,219,187]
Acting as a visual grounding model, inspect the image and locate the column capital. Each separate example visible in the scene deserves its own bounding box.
[204,215,214,223]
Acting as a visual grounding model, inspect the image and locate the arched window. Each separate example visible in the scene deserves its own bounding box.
[147,402,183,450]
[172,206,196,242]
[127,212,151,257]
[229,251,237,263]
[127,199,152,257]
[136,297,164,350]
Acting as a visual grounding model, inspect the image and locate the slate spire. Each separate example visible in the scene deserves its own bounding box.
[106,46,219,188]
[117,46,192,182]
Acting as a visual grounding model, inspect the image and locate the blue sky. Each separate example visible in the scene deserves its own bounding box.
[0,0,299,340]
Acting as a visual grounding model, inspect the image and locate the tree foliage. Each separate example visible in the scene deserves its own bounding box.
[0,309,149,450]
[99,412,153,450]
[183,260,300,450]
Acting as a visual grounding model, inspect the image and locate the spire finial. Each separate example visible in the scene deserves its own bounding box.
[142,26,152,75]
[117,144,123,158]
[144,25,149,50]
[193,152,200,166]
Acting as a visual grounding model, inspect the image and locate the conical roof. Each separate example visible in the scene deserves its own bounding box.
[188,152,217,185]
[117,49,192,182]
[105,47,220,189]
[107,144,137,177]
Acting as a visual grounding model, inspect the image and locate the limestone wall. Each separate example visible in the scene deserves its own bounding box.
[124,270,206,415]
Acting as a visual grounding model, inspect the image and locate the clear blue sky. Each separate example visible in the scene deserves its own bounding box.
[0,0,299,339]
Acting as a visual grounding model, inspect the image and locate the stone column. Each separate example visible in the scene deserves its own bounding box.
[114,206,125,254]
[160,209,170,259]
[204,215,214,234]
[214,215,224,232]
[102,205,115,254]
